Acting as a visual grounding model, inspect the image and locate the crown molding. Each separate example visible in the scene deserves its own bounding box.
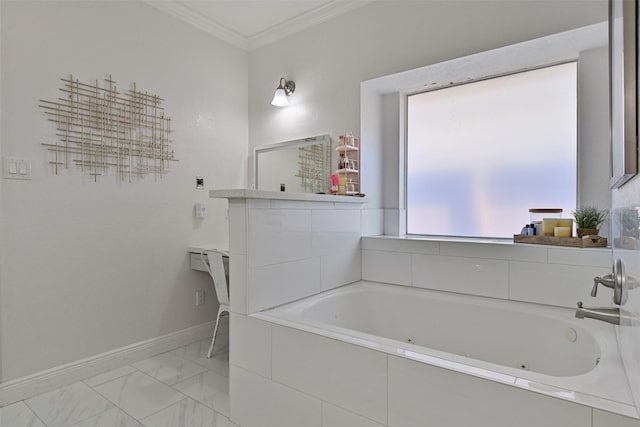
[246,0,375,50]
[143,0,374,52]
[143,0,249,50]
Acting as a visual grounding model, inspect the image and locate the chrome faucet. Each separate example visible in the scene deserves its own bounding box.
[591,273,615,297]
[575,301,640,326]
[591,269,624,305]
[575,260,624,325]
[576,259,640,325]
[575,301,620,325]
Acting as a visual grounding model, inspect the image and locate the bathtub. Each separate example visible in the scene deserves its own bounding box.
[254,280,638,417]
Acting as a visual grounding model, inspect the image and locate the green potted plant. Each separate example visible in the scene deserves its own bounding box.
[572,205,608,237]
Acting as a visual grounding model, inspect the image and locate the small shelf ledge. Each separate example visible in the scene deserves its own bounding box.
[210,188,367,203]
[336,145,359,152]
[336,168,359,173]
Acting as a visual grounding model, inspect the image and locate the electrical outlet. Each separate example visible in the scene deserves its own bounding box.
[195,290,205,306]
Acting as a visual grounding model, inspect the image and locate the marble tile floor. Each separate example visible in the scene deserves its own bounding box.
[0,339,237,427]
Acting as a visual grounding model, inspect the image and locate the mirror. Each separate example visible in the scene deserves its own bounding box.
[609,0,638,188]
[254,135,331,193]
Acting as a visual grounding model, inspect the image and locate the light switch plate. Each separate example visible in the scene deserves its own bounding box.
[194,203,207,219]
[3,157,31,180]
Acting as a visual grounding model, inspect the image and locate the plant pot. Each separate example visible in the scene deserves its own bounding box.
[577,228,599,237]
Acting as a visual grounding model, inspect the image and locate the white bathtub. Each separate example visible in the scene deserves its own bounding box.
[255,280,638,417]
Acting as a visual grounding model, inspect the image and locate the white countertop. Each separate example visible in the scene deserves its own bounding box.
[188,244,229,254]
[209,188,367,204]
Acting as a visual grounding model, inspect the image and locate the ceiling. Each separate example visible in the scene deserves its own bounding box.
[144,0,373,51]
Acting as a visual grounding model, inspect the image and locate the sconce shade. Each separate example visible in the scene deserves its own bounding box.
[271,88,288,106]
[271,77,295,107]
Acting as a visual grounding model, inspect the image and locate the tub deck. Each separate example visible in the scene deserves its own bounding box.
[254,280,638,419]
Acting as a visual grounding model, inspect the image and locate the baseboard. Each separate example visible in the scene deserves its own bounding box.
[0,321,215,407]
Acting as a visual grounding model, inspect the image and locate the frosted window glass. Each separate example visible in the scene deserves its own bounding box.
[407,62,577,238]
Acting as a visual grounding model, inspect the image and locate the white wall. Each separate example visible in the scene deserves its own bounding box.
[248,0,606,171]
[0,1,248,382]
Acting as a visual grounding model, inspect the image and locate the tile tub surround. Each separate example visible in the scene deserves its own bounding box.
[255,281,635,416]
[210,189,367,314]
[361,236,613,308]
[230,312,640,427]
[213,192,634,425]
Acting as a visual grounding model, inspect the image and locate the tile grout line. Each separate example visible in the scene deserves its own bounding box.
[87,369,168,425]
[17,340,231,427]
[24,382,116,427]
[94,352,233,425]
[161,348,232,419]
[19,400,50,427]
[136,396,190,424]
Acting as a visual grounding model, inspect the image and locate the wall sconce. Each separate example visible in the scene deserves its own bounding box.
[271,77,295,107]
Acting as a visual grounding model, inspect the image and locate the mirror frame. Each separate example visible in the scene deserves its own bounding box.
[609,0,638,189]
[254,134,332,193]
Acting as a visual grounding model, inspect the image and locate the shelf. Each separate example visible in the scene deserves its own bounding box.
[336,134,360,196]
[513,234,607,248]
[336,145,359,152]
[210,189,367,203]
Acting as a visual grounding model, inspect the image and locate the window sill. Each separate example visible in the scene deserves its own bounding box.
[368,234,514,245]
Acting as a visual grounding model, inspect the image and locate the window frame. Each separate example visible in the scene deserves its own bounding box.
[402,61,579,239]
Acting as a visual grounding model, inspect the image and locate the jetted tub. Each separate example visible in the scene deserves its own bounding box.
[254,281,638,417]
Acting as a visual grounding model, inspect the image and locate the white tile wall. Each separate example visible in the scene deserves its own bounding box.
[362,250,411,285]
[312,232,360,257]
[230,365,322,427]
[271,325,388,424]
[312,209,361,233]
[412,254,509,298]
[228,312,640,427]
[313,231,361,290]
[322,402,386,427]
[229,253,247,314]
[362,237,439,254]
[439,241,547,262]
[593,409,640,427]
[223,221,638,427]
[361,237,614,308]
[387,355,592,427]
[246,199,271,209]
[547,247,610,267]
[247,257,321,312]
[509,261,611,307]
[228,200,247,255]
[227,196,364,314]
[270,200,335,210]
[248,209,311,267]
[321,247,361,291]
[229,313,271,378]
[361,208,384,236]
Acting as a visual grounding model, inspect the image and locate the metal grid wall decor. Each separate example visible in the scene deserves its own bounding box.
[296,143,329,193]
[40,75,176,182]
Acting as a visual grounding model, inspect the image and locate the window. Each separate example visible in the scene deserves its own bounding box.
[406,62,577,238]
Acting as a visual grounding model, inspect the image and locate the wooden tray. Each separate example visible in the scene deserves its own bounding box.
[513,234,607,248]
